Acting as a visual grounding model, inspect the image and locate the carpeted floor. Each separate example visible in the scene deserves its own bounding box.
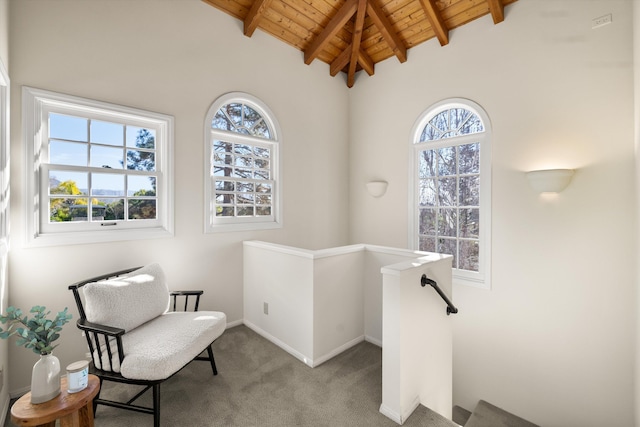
[6,325,458,427]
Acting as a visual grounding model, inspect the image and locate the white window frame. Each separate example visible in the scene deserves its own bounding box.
[204,92,282,233]
[23,87,174,247]
[409,98,492,289]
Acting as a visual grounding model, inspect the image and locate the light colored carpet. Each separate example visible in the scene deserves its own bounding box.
[9,325,455,427]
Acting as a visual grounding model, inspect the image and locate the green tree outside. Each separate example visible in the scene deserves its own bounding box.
[50,128,157,222]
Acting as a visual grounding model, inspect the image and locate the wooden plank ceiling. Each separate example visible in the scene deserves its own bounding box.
[202,0,517,87]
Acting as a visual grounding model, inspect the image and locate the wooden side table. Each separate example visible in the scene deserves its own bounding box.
[11,374,100,427]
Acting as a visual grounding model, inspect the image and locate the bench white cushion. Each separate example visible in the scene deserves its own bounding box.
[93,310,226,380]
[83,263,169,332]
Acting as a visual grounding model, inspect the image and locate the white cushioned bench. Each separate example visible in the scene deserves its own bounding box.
[69,263,226,426]
[97,311,226,380]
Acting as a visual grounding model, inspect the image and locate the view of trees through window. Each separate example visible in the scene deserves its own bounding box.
[47,113,157,223]
[416,106,484,273]
[418,143,480,271]
[211,102,274,218]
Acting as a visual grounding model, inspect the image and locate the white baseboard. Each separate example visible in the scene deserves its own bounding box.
[365,334,382,347]
[379,396,421,425]
[403,397,421,423]
[379,403,403,425]
[243,321,368,368]
[225,318,244,329]
[312,335,364,367]
[9,385,29,399]
[243,320,314,367]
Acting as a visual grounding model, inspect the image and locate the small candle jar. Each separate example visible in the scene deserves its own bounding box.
[66,360,89,393]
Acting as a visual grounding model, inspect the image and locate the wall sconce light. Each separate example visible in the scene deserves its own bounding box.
[366,181,388,197]
[526,169,574,193]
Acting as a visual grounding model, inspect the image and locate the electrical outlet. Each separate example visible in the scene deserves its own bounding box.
[592,14,612,29]
[263,302,269,315]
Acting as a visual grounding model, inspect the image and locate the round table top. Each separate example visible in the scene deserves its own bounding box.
[11,374,100,425]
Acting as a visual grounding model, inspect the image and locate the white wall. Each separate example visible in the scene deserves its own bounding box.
[244,241,453,370]
[7,0,349,393]
[349,1,636,426]
[380,254,453,424]
[0,0,8,418]
[0,0,6,66]
[313,250,364,361]
[243,242,366,366]
[7,0,639,424]
[244,242,316,361]
[634,2,640,425]
[363,245,446,345]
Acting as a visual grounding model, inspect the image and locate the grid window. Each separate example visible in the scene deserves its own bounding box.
[412,100,491,288]
[205,93,281,232]
[23,87,173,246]
[45,114,157,224]
[418,142,480,270]
[212,140,273,218]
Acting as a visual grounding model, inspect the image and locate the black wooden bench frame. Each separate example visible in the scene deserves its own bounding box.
[69,267,219,427]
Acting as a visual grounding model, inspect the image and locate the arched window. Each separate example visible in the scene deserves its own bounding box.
[204,93,282,232]
[411,99,491,288]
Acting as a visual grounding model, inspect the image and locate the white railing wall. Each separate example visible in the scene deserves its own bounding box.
[379,254,453,424]
[243,241,367,365]
[243,240,453,424]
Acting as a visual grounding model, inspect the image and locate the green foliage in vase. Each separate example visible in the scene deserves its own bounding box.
[0,306,72,355]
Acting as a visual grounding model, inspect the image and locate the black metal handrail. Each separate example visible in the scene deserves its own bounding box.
[421,274,459,315]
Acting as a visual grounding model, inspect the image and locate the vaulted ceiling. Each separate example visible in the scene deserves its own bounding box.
[202,0,517,87]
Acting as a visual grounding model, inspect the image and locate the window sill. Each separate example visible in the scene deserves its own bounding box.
[26,227,174,248]
[453,274,490,290]
[206,221,282,234]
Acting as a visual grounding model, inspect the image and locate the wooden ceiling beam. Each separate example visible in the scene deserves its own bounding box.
[347,0,368,87]
[330,47,351,76]
[487,0,505,24]
[244,0,274,37]
[304,0,358,65]
[419,0,448,46]
[203,0,520,87]
[330,45,374,76]
[358,48,374,75]
[366,0,407,63]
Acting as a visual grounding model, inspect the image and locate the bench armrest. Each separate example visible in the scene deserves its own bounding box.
[77,318,125,337]
[77,319,126,369]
